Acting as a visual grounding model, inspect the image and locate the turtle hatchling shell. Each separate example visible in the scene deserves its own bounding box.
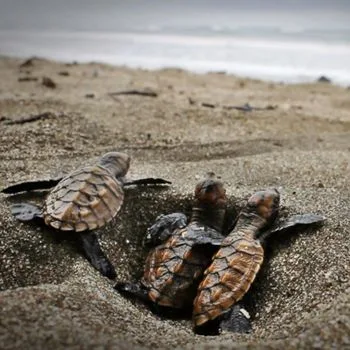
[142,225,212,308]
[193,232,264,326]
[43,165,124,232]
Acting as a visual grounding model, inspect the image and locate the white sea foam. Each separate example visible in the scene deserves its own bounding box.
[1,29,350,85]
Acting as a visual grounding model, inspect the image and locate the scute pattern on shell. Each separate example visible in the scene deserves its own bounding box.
[43,165,124,232]
[193,232,264,326]
[142,225,211,308]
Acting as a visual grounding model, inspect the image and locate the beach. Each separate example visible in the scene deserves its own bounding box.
[0,56,349,349]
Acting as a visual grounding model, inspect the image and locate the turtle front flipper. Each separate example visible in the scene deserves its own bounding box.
[144,213,188,246]
[2,178,62,194]
[189,226,225,246]
[11,203,43,221]
[219,303,252,334]
[77,232,116,279]
[258,213,326,242]
[123,178,171,187]
[114,281,149,303]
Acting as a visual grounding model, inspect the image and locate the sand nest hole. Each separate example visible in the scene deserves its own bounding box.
[3,185,346,349]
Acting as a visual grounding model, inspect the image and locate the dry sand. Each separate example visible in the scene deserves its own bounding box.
[0,56,349,349]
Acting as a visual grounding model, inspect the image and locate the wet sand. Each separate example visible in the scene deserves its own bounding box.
[0,56,349,349]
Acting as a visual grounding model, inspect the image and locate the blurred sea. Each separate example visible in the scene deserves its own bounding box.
[1,0,349,85]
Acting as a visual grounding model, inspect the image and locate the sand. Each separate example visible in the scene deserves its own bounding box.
[0,56,349,349]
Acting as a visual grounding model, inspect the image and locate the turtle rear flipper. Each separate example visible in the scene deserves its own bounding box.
[219,304,252,334]
[258,213,326,242]
[11,203,43,221]
[194,304,252,335]
[2,178,62,194]
[114,281,149,303]
[115,282,187,318]
[77,232,116,279]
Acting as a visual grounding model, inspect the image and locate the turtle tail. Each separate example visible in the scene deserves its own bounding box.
[10,203,43,221]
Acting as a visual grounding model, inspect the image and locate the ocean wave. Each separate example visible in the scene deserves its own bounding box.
[121,24,350,44]
[1,29,349,85]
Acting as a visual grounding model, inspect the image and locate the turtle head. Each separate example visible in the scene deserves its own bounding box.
[194,173,227,208]
[99,152,131,178]
[246,188,280,222]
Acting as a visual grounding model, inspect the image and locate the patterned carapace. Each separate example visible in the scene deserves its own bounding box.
[13,152,130,231]
[8,152,130,279]
[140,176,228,309]
[193,189,280,327]
[43,163,125,232]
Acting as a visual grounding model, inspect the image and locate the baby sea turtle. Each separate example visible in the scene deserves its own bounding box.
[193,189,325,334]
[115,175,228,312]
[2,152,170,279]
